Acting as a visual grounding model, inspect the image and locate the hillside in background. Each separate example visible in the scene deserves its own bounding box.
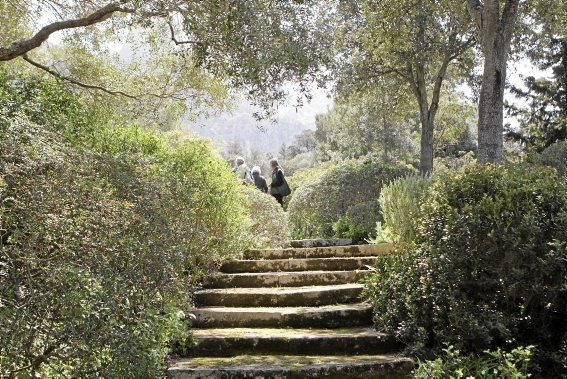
[186,89,332,157]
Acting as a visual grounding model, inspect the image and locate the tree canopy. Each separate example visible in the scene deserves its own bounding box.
[0,0,334,124]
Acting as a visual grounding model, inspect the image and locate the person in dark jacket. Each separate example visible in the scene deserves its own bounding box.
[269,158,286,206]
[251,166,268,193]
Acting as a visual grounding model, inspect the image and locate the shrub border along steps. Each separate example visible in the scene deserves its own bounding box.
[168,242,413,378]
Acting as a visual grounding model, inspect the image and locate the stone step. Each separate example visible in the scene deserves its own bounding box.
[290,238,353,248]
[203,270,370,288]
[186,327,402,357]
[245,243,393,260]
[195,284,363,307]
[168,354,414,378]
[220,257,378,274]
[191,303,372,328]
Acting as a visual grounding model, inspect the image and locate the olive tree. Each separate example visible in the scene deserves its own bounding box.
[334,0,475,174]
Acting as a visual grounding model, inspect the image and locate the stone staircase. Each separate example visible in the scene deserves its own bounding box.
[168,240,414,378]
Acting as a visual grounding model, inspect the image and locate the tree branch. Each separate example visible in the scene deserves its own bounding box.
[449,36,477,61]
[22,54,138,98]
[0,2,135,61]
[466,0,483,30]
[23,54,196,102]
[429,55,451,118]
[167,20,198,45]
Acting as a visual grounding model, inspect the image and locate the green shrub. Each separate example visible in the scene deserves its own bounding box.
[284,161,338,208]
[415,345,534,379]
[363,164,567,376]
[0,73,249,377]
[287,160,412,242]
[333,200,382,243]
[533,139,567,177]
[243,186,290,248]
[375,174,429,243]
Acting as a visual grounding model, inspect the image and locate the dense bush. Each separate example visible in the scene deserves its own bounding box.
[243,186,290,248]
[283,161,338,208]
[374,174,429,243]
[0,72,249,376]
[534,139,567,177]
[287,160,412,241]
[363,164,567,376]
[415,345,533,379]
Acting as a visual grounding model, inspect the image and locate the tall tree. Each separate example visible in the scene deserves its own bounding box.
[467,0,566,162]
[506,37,567,150]
[467,0,520,162]
[335,0,475,173]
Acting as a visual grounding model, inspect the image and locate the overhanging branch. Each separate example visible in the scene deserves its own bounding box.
[0,2,135,61]
[23,54,138,98]
[23,54,197,101]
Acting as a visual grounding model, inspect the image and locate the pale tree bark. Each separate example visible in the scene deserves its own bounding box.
[468,0,520,163]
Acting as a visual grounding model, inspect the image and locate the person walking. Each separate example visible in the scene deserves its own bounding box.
[251,166,268,193]
[269,158,290,206]
[232,156,254,184]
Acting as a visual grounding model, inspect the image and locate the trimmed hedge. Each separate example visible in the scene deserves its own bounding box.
[363,164,567,376]
[287,160,413,242]
[243,185,290,249]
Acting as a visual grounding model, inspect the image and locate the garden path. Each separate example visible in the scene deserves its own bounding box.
[168,240,413,378]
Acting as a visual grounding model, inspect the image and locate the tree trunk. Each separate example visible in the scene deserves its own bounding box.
[469,0,520,163]
[477,44,508,162]
[382,114,390,162]
[419,114,434,174]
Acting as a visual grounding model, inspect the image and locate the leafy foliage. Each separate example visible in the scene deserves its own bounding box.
[333,0,476,172]
[287,160,412,241]
[0,72,249,376]
[243,186,290,249]
[415,345,534,379]
[375,175,429,243]
[2,1,334,121]
[284,161,338,208]
[363,164,567,376]
[533,139,567,177]
[314,89,417,163]
[506,37,567,151]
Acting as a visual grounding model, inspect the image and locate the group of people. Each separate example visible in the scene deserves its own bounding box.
[232,156,290,206]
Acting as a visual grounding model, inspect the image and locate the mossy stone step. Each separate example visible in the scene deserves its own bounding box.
[168,354,414,378]
[203,270,371,289]
[191,303,372,328]
[245,243,393,260]
[195,284,364,307]
[220,257,378,274]
[187,327,402,357]
[290,238,353,248]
